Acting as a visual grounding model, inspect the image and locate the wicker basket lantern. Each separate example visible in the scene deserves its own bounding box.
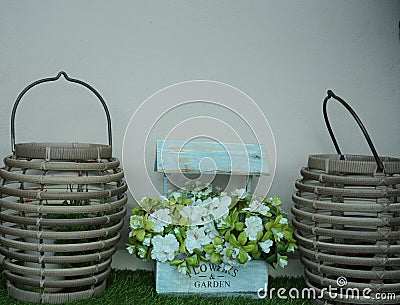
[0,72,127,303]
[292,91,400,304]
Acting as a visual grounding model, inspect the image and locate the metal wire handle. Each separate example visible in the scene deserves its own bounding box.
[323,90,384,172]
[10,71,112,152]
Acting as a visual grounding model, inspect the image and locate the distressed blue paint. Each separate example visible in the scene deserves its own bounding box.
[156,140,269,175]
[156,260,268,298]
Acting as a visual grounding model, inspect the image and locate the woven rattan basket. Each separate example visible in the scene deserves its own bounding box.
[0,72,127,303]
[292,90,400,304]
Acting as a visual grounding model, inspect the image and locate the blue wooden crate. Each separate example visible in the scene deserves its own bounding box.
[156,140,269,175]
[154,140,270,297]
[156,260,268,298]
[155,140,269,195]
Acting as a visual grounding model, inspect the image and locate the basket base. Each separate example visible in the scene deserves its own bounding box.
[6,279,107,304]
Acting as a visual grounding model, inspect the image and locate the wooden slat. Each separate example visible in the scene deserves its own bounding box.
[156,140,269,175]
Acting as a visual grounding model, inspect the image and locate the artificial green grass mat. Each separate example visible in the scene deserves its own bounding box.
[0,269,314,305]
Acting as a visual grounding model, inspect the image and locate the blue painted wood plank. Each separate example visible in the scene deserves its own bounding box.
[156,260,268,298]
[156,140,269,175]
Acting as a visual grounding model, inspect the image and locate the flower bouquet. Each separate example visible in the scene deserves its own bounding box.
[127,183,296,275]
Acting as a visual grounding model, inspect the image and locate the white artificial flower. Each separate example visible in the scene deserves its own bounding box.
[150,208,172,232]
[221,247,240,268]
[172,191,182,201]
[244,216,263,240]
[126,245,134,255]
[279,218,288,225]
[215,216,231,229]
[243,200,270,216]
[151,234,179,262]
[278,255,288,268]
[208,196,230,220]
[231,248,240,259]
[272,228,284,242]
[215,245,224,254]
[258,239,273,254]
[143,236,151,246]
[288,244,295,253]
[180,205,208,225]
[204,222,219,239]
[231,188,249,199]
[185,227,211,253]
[138,246,147,258]
[130,215,144,229]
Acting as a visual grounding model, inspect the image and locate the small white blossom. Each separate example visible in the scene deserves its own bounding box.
[279,218,288,225]
[243,200,270,216]
[244,216,263,240]
[215,245,224,254]
[180,205,208,225]
[185,227,211,253]
[138,246,147,258]
[151,234,179,262]
[278,255,288,268]
[272,228,284,242]
[231,248,240,259]
[130,215,144,229]
[208,196,230,220]
[231,188,249,199]
[204,222,219,239]
[126,245,134,255]
[150,209,172,232]
[258,239,273,253]
[143,236,151,246]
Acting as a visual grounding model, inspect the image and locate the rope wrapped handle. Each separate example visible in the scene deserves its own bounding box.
[323,90,384,172]
[10,71,112,152]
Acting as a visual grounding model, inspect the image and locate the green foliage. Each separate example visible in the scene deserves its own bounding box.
[127,184,297,275]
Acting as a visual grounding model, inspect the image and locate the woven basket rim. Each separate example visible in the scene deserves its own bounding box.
[14,142,113,160]
[308,154,400,174]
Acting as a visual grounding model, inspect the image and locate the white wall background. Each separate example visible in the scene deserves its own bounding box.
[1,0,399,273]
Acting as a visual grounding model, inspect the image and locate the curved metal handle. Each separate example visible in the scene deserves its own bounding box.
[323,90,384,172]
[10,71,112,152]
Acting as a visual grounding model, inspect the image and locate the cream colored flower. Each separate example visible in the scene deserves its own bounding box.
[151,234,179,262]
[244,216,263,240]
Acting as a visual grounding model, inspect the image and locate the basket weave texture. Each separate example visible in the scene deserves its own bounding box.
[0,142,127,303]
[292,91,400,304]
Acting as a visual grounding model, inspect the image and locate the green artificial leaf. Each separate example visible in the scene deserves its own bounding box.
[224,231,230,241]
[170,259,184,266]
[193,248,202,255]
[214,236,223,245]
[144,220,154,231]
[136,230,145,242]
[229,234,238,247]
[180,240,187,254]
[276,243,286,253]
[257,231,263,241]
[252,250,262,260]
[242,244,255,253]
[238,249,248,264]
[266,254,277,264]
[210,253,220,264]
[234,222,244,231]
[262,230,273,241]
[238,231,247,246]
[203,244,215,254]
[251,244,259,255]
[186,256,196,266]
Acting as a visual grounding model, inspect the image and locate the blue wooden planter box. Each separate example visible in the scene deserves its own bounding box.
[156,260,268,298]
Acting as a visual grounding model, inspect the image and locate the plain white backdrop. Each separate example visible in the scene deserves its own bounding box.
[0,1,399,273]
